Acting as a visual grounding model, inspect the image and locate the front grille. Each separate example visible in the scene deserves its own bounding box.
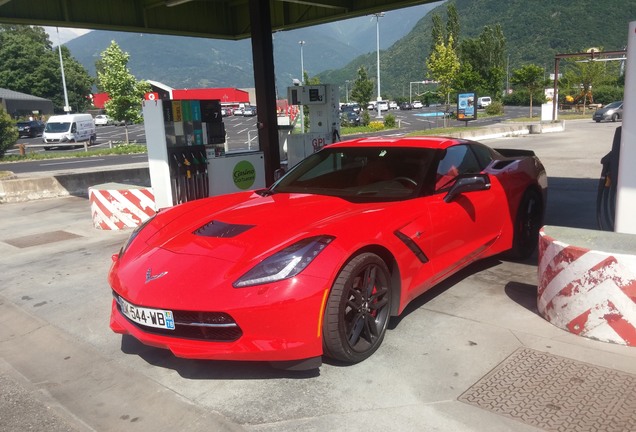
[115,293,243,342]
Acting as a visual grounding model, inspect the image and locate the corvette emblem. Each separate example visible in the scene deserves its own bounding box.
[145,268,168,283]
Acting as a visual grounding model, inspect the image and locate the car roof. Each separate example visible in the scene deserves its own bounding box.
[328,136,464,150]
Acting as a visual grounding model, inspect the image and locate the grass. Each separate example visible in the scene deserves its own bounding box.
[1,142,147,162]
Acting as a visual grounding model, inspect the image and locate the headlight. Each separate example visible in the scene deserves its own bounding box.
[119,214,156,257]
[233,236,334,288]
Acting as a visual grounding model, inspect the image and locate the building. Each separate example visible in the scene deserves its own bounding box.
[0,88,54,119]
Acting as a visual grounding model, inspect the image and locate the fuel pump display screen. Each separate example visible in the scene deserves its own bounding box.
[309,88,323,102]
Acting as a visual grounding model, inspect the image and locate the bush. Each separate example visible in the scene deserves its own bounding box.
[592,86,624,105]
[361,110,371,126]
[369,121,385,131]
[383,113,396,128]
[0,107,18,158]
[485,101,504,115]
[503,90,546,106]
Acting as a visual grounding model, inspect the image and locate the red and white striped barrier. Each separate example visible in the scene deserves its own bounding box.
[89,183,156,230]
[538,226,636,347]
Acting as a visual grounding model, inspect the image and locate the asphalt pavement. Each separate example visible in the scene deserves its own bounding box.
[1,119,635,431]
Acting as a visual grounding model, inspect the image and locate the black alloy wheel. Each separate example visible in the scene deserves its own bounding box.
[509,189,543,260]
[323,253,392,363]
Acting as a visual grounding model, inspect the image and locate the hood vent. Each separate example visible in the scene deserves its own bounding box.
[193,220,255,238]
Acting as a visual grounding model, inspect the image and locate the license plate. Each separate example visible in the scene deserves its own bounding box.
[119,297,175,330]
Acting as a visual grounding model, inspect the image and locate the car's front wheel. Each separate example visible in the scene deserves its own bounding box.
[323,253,392,363]
[611,113,619,122]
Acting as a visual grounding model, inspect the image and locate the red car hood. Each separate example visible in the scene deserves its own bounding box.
[147,191,389,263]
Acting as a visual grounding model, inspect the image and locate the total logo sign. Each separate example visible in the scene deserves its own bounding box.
[233,160,256,190]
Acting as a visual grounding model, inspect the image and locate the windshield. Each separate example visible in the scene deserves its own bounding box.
[272,146,437,202]
[605,101,622,109]
[44,122,71,133]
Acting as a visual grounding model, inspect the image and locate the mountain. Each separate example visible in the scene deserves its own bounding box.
[318,0,636,99]
[64,2,441,94]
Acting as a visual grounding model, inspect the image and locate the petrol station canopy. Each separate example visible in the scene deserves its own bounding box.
[0,0,435,40]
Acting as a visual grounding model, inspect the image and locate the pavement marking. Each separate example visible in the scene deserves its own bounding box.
[40,159,105,167]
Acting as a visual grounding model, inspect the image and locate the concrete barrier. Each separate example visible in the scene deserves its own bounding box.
[538,225,636,347]
[89,183,156,230]
[0,166,150,203]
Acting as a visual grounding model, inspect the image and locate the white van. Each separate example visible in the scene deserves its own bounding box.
[477,96,492,109]
[43,114,96,149]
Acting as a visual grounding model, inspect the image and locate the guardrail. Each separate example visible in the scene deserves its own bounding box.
[13,141,115,155]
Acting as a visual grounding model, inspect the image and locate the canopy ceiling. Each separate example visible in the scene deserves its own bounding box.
[0,0,436,40]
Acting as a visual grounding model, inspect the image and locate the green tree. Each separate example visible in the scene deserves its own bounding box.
[350,66,374,115]
[0,25,93,114]
[426,34,460,123]
[459,25,507,98]
[0,106,18,158]
[97,41,150,142]
[510,64,545,117]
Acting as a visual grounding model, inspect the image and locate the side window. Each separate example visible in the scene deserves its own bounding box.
[470,143,494,170]
[435,145,480,191]
[71,122,77,133]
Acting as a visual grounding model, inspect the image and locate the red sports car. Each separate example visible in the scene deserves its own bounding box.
[109,136,547,369]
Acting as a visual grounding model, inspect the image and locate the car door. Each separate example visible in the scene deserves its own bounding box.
[425,144,507,282]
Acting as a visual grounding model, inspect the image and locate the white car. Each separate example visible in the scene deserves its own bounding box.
[389,101,398,110]
[412,101,423,109]
[94,114,112,126]
[477,97,492,108]
[376,101,389,111]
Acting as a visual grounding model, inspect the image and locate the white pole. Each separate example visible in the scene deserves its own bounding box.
[615,21,636,234]
[299,40,305,133]
[56,27,71,112]
[375,13,384,119]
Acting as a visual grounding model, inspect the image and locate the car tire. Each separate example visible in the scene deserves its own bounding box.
[322,253,392,363]
[89,135,96,146]
[595,119,601,123]
[611,113,619,122]
[507,189,543,260]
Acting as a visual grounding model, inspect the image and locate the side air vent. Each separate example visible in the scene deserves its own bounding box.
[394,230,429,263]
[193,220,255,238]
[491,160,515,170]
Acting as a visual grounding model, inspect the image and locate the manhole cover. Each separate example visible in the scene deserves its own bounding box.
[4,230,83,248]
[459,348,636,431]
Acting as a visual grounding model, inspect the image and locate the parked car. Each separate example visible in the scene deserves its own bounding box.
[412,101,423,109]
[94,114,112,126]
[593,101,623,123]
[243,106,257,116]
[376,100,389,111]
[340,110,361,126]
[477,96,492,109]
[109,136,547,369]
[16,120,45,138]
[399,102,413,110]
[389,101,398,110]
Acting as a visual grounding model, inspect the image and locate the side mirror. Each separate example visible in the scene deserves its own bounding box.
[444,174,491,203]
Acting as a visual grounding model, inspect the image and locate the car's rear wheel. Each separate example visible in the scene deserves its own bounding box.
[611,113,619,122]
[323,253,392,363]
[508,189,543,260]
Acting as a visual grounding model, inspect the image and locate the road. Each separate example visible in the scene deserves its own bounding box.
[1,106,538,175]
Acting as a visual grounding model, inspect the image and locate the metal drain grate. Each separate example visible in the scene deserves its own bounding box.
[459,348,636,432]
[4,230,83,248]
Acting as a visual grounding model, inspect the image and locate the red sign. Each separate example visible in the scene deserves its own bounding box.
[145,92,159,101]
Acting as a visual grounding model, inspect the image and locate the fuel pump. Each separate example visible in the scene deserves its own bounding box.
[143,98,225,208]
[285,84,340,168]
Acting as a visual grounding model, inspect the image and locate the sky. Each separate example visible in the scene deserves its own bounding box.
[44,26,91,45]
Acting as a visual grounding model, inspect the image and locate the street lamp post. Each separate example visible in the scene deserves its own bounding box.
[56,27,71,112]
[345,80,350,103]
[299,40,305,133]
[374,12,384,119]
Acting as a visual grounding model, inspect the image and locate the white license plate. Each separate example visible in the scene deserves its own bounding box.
[120,297,175,330]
